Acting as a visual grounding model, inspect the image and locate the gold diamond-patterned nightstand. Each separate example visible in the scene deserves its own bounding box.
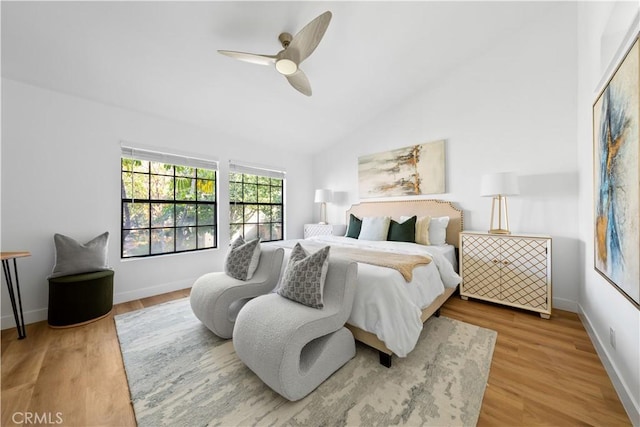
[459,231,552,319]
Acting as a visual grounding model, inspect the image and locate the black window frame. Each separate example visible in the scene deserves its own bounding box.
[229,171,284,242]
[121,157,218,258]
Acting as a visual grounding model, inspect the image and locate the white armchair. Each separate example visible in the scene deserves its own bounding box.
[233,259,358,401]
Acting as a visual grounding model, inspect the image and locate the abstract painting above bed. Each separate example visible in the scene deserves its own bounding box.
[358,140,445,198]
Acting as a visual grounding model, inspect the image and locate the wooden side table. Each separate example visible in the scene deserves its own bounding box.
[1,251,31,339]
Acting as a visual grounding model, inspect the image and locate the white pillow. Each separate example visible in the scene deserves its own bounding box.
[358,216,391,241]
[401,215,431,245]
[429,216,450,246]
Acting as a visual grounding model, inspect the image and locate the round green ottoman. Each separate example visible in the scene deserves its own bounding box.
[48,270,114,327]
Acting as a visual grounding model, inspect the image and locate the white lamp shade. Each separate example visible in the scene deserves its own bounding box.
[480,172,520,196]
[314,189,333,203]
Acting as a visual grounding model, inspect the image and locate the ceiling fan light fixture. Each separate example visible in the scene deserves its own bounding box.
[219,11,331,95]
[275,58,298,75]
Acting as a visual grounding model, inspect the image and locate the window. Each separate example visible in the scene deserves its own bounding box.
[229,162,285,242]
[121,144,218,258]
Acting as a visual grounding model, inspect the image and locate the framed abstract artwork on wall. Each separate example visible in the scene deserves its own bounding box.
[593,34,639,308]
[358,140,445,198]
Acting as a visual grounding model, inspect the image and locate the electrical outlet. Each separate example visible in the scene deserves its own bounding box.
[609,327,616,350]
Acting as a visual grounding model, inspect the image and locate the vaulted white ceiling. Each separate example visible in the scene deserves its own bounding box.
[1,1,556,154]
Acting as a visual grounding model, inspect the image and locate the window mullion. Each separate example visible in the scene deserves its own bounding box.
[147,168,152,256]
[173,166,177,254]
[195,169,199,249]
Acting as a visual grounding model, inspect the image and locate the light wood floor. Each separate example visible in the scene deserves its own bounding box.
[1,290,631,426]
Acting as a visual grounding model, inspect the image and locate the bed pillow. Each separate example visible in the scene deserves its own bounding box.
[345,214,362,238]
[358,216,391,241]
[402,215,432,245]
[49,231,110,278]
[224,236,261,281]
[387,216,416,242]
[429,216,450,246]
[277,243,330,309]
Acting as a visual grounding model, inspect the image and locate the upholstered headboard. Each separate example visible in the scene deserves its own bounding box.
[345,200,464,247]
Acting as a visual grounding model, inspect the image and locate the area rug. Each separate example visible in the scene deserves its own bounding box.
[115,298,497,426]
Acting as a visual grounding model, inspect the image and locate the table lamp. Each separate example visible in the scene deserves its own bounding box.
[314,189,333,224]
[480,172,519,234]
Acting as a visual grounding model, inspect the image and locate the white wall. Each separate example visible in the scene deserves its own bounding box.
[577,2,639,423]
[0,79,314,328]
[311,1,640,420]
[313,3,579,310]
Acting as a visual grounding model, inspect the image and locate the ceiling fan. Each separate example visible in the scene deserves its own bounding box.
[218,11,332,96]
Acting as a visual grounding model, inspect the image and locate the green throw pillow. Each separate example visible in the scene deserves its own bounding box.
[387,216,417,243]
[345,214,362,239]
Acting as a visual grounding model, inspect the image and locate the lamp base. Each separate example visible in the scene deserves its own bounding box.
[488,228,511,235]
[487,195,512,236]
[318,221,328,225]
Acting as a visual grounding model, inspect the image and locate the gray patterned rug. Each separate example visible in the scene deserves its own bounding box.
[115,298,496,426]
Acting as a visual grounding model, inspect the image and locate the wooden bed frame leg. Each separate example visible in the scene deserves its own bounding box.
[379,351,392,368]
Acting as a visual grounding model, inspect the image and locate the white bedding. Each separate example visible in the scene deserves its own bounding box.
[268,235,461,357]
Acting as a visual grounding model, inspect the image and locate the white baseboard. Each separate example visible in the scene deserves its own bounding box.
[1,308,48,330]
[578,303,640,425]
[113,278,195,304]
[1,278,195,331]
[552,296,578,313]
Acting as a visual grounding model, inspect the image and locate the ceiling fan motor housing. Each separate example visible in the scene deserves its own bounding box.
[278,32,293,48]
[275,32,297,75]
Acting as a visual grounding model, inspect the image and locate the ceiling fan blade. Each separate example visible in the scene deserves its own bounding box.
[218,50,276,66]
[288,11,332,64]
[285,69,312,96]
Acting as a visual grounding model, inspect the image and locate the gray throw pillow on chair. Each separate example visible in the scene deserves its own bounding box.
[277,243,330,309]
[224,236,261,281]
[49,231,110,279]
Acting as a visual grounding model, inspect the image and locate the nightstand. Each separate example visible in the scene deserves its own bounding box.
[303,224,346,238]
[459,231,552,319]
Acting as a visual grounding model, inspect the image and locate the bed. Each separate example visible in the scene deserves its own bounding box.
[270,199,464,367]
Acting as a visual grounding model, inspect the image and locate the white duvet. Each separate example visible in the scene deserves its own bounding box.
[269,235,461,357]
